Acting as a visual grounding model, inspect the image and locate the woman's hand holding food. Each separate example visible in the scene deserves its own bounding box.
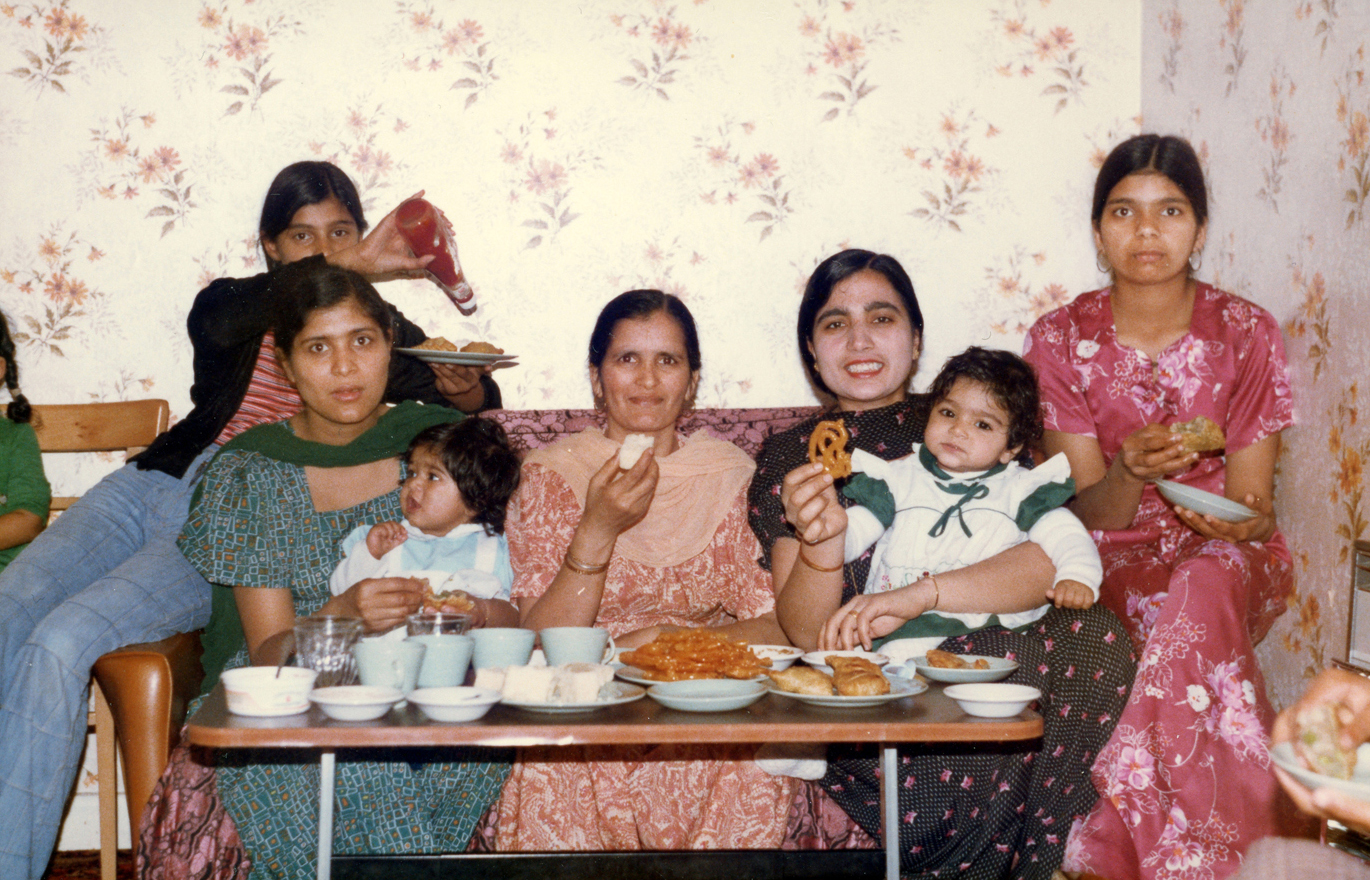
[1271,667,1370,835]
[1112,424,1197,484]
[819,577,937,651]
[580,449,658,544]
[328,192,434,281]
[338,576,426,634]
[781,461,848,547]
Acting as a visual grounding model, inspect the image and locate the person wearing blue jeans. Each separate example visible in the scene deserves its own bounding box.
[0,161,501,879]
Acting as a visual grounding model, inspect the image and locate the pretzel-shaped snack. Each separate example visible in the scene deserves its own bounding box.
[808,419,852,478]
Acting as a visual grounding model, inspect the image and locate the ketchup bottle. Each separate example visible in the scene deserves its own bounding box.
[395,197,476,313]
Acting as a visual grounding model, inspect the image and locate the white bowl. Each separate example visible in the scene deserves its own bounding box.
[1154,480,1256,522]
[943,683,1042,718]
[749,645,804,671]
[408,686,502,722]
[309,685,403,721]
[221,666,317,717]
[647,679,768,713]
[801,650,891,676]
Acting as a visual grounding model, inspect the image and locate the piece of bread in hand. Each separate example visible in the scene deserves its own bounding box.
[1294,702,1358,780]
[1170,415,1225,452]
[618,433,653,470]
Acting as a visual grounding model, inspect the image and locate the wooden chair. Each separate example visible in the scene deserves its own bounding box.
[31,401,203,880]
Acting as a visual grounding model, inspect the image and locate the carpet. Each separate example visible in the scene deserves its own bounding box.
[42,850,133,880]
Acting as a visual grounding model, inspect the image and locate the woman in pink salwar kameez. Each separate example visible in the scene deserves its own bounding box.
[1023,134,1296,880]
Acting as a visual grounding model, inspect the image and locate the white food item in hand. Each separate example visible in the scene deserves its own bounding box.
[618,433,653,469]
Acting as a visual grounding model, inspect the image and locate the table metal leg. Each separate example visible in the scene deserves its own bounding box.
[318,749,336,880]
[881,744,898,880]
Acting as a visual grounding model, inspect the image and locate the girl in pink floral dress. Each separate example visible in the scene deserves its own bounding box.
[1024,134,1296,880]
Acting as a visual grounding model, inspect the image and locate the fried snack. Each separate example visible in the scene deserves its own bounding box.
[420,581,475,613]
[767,667,835,695]
[1171,415,1225,452]
[827,655,890,696]
[973,658,990,670]
[618,629,771,681]
[808,420,852,478]
[926,648,970,669]
[1294,703,1358,779]
[414,336,460,352]
[460,340,504,354]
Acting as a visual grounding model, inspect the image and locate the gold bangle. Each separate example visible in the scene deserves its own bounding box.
[923,570,940,610]
[799,548,843,573]
[564,549,610,575]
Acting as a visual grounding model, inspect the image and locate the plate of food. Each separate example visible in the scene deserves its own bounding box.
[908,649,1018,684]
[396,338,517,367]
[767,674,926,708]
[800,650,890,676]
[615,629,773,684]
[502,680,646,714]
[1154,481,1256,523]
[615,665,767,686]
[1270,741,1370,801]
[647,679,768,713]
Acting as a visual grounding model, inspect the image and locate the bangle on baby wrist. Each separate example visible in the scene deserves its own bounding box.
[922,570,940,610]
[563,549,610,575]
[798,547,843,573]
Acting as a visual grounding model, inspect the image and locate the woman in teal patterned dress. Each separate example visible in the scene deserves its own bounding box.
[138,260,508,880]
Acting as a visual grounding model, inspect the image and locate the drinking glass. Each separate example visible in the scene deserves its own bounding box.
[406,611,473,636]
[293,615,364,687]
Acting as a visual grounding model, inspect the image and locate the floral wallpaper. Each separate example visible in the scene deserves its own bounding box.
[1136,0,1369,713]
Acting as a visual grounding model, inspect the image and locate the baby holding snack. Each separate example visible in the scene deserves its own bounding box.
[829,347,1101,651]
[329,417,521,632]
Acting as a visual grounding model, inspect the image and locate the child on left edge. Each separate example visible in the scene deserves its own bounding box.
[0,310,49,576]
[329,417,521,633]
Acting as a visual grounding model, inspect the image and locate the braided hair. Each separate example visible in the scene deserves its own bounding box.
[0,312,31,424]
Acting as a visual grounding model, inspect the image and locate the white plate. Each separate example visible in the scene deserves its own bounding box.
[906,654,1019,684]
[1154,480,1256,523]
[501,680,645,713]
[647,679,768,712]
[395,347,518,367]
[766,676,926,707]
[800,650,891,676]
[1270,741,1370,802]
[749,645,804,671]
[309,685,404,721]
[615,665,768,686]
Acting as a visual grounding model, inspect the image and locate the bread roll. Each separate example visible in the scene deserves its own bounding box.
[767,667,836,695]
[1171,416,1225,452]
[827,655,890,696]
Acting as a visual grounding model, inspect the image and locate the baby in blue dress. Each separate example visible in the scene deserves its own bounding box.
[329,417,521,631]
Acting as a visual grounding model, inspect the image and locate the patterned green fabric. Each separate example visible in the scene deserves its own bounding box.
[182,449,509,879]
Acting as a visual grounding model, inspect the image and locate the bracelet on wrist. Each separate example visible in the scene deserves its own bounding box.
[922,570,940,610]
[564,549,610,575]
[799,548,843,573]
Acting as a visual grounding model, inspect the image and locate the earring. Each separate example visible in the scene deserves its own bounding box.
[1096,252,1111,273]
[1188,251,1203,272]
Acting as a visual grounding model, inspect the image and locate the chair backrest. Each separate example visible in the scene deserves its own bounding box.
[31,400,170,513]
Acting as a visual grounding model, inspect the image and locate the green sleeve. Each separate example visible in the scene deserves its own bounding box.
[3,422,50,520]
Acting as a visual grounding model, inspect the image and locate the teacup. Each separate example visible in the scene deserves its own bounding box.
[409,634,474,688]
[354,638,426,695]
[471,627,535,669]
[540,626,614,666]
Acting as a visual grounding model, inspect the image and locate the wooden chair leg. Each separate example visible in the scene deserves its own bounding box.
[92,680,118,880]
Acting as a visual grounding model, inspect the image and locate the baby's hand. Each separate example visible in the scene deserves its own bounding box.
[366,521,408,559]
[1047,579,1096,610]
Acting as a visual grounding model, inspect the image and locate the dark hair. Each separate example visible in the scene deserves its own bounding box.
[926,346,1041,464]
[0,311,30,424]
[259,161,368,269]
[270,260,393,354]
[797,249,924,397]
[405,418,521,536]
[587,289,701,372]
[1092,134,1208,228]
